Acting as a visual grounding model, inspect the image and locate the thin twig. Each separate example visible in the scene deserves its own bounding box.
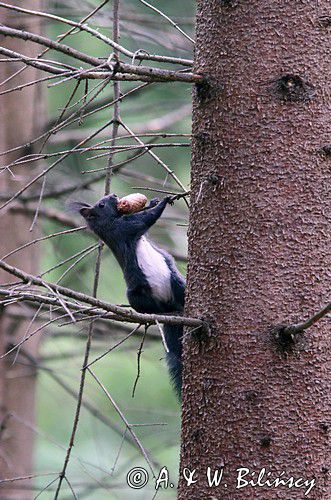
[16,348,147,451]
[132,325,148,398]
[0,118,115,210]
[53,244,103,499]
[88,368,156,477]
[0,260,202,329]
[0,82,148,160]
[283,301,331,335]
[0,44,202,83]
[120,120,188,199]
[56,245,99,285]
[139,0,195,44]
[0,1,193,66]
[104,0,121,194]
[84,324,141,369]
[0,472,58,484]
[1,226,85,261]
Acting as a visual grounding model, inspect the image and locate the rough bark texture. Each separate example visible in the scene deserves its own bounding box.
[0,2,43,497]
[179,1,330,499]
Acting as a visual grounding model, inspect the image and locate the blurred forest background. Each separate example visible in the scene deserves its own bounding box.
[0,0,195,498]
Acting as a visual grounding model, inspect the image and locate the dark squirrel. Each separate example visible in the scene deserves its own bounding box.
[75,194,185,398]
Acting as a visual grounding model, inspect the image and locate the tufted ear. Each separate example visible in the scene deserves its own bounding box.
[79,207,93,218]
[68,201,91,213]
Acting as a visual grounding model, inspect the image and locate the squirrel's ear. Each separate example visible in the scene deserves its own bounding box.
[79,207,93,218]
[68,201,91,213]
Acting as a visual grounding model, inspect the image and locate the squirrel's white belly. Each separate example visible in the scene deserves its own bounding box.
[136,237,172,302]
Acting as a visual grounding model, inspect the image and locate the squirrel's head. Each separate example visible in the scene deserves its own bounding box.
[73,194,120,236]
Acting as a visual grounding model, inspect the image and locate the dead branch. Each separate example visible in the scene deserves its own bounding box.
[0,1,193,66]
[0,259,200,330]
[283,301,331,336]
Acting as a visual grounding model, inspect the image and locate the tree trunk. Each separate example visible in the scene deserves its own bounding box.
[0,2,43,497]
[179,1,330,499]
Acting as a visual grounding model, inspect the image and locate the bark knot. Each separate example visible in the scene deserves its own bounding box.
[273,74,314,102]
[270,324,298,352]
[260,435,272,448]
[195,77,223,103]
[318,145,331,158]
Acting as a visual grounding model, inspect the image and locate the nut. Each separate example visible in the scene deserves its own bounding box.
[117,193,147,214]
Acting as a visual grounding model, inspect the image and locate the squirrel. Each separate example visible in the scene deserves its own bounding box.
[74,194,185,398]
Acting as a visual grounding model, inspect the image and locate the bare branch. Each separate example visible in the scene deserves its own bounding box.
[10,204,81,229]
[1,226,85,261]
[0,0,192,488]
[0,1,193,66]
[0,472,58,485]
[0,25,104,67]
[132,325,147,397]
[16,347,151,453]
[0,117,115,210]
[105,0,121,194]
[120,120,188,198]
[0,44,203,84]
[54,241,104,499]
[84,324,142,369]
[0,261,202,329]
[283,301,331,336]
[87,368,157,477]
[138,0,195,44]
[0,82,148,161]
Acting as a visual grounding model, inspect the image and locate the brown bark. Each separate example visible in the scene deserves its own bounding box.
[0,2,43,497]
[179,1,330,499]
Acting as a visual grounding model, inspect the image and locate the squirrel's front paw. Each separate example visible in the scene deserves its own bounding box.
[165,195,175,205]
[149,197,160,207]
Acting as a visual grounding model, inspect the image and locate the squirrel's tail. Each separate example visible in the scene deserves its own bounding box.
[163,324,183,399]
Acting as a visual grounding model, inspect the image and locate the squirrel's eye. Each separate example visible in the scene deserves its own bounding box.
[98,201,105,209]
